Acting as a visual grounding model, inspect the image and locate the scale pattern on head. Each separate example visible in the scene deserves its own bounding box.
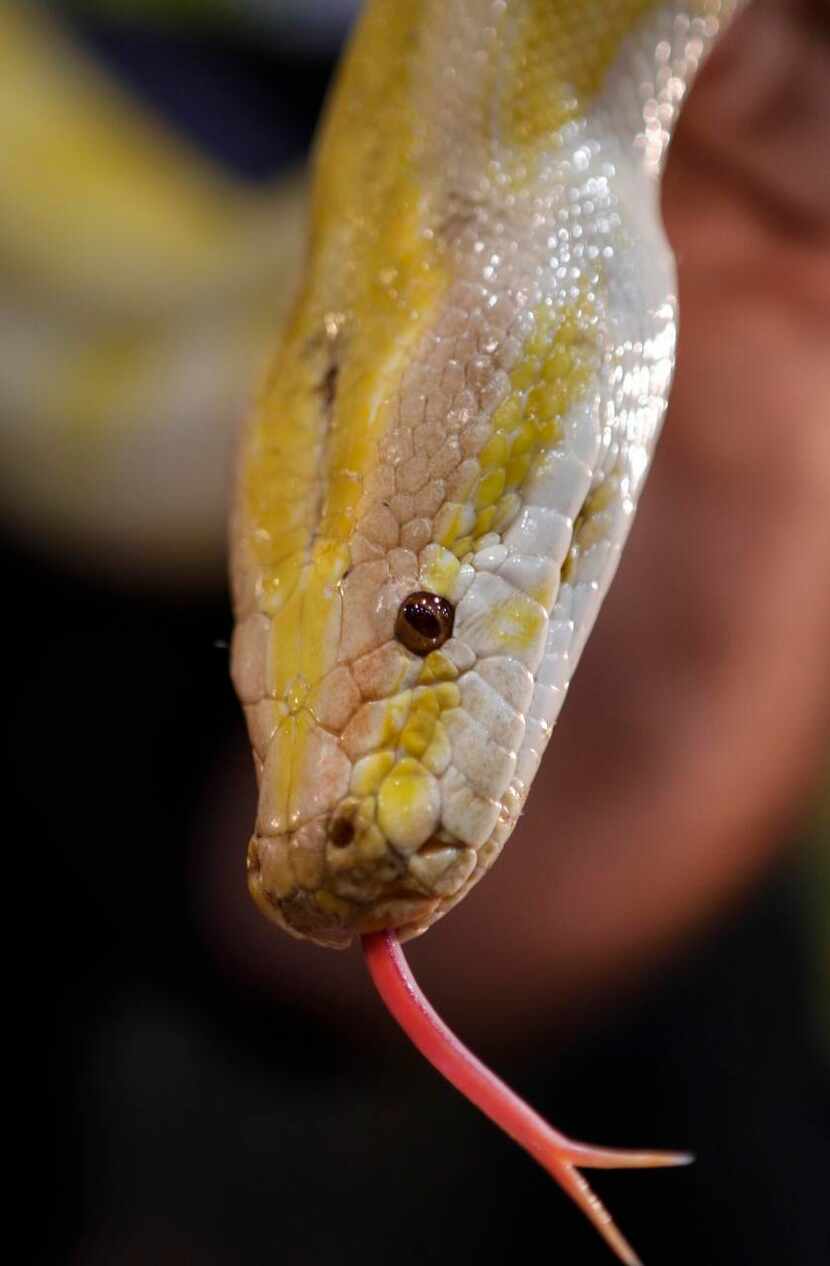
[231,0,738,946]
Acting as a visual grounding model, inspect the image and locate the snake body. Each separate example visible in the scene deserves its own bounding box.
[232,0,743,948]
[0,4,306,580]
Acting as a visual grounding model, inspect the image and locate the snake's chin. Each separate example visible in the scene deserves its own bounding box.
[245,829,456,949]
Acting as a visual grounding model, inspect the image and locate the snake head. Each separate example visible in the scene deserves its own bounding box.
[232,513,541,949]
[231,282,619,949]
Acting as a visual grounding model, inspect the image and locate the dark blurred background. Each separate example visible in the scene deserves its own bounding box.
[4,4,829,1265]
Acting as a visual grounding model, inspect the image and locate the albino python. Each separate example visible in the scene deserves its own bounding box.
[4,3,817,1259]
[230,2,746,1261]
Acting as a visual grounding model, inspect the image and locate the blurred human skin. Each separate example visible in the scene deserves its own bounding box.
[201,0,830,1045]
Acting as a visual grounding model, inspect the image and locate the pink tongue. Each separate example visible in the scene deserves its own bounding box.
[362,929,693,1266]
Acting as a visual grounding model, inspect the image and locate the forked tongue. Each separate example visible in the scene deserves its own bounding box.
[363,930,692,1266]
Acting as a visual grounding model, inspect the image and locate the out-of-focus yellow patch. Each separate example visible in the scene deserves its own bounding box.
[0,5,286,291]
[49,332,147,442]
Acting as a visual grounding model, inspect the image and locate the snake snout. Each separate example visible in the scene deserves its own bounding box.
[245,809,478,948]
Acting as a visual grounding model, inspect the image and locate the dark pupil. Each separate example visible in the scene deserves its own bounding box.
[408,607,441,639]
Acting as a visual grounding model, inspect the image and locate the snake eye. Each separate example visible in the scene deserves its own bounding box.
[395,591,454,656]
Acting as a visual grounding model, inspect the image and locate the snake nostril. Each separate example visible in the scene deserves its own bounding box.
[328,816,355,848]
[395,591,454,656]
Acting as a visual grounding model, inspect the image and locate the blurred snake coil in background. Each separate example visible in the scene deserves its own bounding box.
[2,2,828,1265]
[0,0,308,583]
